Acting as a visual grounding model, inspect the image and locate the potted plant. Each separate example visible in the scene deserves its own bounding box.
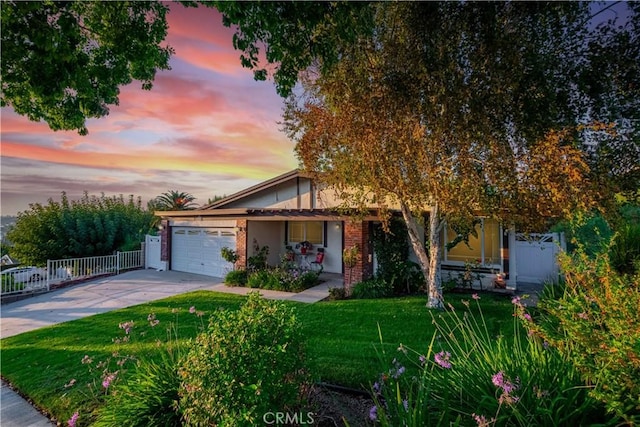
[296,241,313,254]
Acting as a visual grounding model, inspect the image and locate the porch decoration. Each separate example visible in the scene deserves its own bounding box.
[296,241,313,254]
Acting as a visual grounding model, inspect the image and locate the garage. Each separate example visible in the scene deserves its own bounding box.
[171,227,236,278]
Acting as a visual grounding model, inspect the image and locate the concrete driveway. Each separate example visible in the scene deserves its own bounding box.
[0,269,228,339]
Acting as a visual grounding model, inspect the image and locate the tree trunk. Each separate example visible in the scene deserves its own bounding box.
[399,201,444,309]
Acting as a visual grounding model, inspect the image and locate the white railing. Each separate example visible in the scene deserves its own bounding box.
[1,249,143,296]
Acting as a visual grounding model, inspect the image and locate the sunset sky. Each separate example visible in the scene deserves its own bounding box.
[0,4,298,216]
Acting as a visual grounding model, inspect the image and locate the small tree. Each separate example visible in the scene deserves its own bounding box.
[342,244,359,295]
[220,247,239,270]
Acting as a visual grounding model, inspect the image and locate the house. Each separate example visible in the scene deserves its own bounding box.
[155,169,564,288]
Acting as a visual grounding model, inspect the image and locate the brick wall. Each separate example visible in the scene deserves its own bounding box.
[235,219,248,270]
[343,220,373,293]
[160,219,170,262]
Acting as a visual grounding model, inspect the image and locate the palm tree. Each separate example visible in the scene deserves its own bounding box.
[152,191,198,211]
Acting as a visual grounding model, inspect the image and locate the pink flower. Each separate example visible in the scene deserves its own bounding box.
[472,293,480,300]
[118,321,134,334]
[523,313,532,322]
[189,306,196,314]
[472,413,495,427]
[102,371,118,389]
[511,296,521,305]
[434,351,452,369]
[67,411,79,427]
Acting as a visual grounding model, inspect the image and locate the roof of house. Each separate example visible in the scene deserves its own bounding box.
[201,169,307,210]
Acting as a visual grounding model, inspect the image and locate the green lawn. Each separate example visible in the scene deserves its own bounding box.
[0,290,514,424]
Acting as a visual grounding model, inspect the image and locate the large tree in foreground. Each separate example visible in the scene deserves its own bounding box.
[285,2,635,308]
[1,1,173,135]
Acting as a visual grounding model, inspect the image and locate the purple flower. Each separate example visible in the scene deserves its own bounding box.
[402,399,409,412]
[393,365,406,378]
[373,381,380,393]
[67,411,79,427]
[369,405,378,421]
[419,354,427,365]
[511,296,521,305]
[523,313,532,322]
[472,293,480,300]
[189,306,196,314]
[434,351,452,369]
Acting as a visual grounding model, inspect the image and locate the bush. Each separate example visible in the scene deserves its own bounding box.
[94,350,183,427]
[178,293,308,426]
[245,268,320,292]
[372,219,424,294]
[534,249,640,422]
[352,278,394,299]
[608,222,640,276]
[327,287,347,300]
[224,269,248,286]
[246,269,280,290]
[370,298,612,426]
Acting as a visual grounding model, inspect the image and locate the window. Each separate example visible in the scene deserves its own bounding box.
[441,219,501,266]
[288,221,324,245]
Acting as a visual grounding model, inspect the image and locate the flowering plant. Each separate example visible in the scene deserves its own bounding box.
[296,241,313,251]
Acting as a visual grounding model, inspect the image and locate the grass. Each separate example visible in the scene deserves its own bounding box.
[0,290,514,424]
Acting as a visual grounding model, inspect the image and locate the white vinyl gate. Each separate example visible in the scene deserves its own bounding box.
[171,227,236,278]
[145,235,164,270]
[514,233,564,284]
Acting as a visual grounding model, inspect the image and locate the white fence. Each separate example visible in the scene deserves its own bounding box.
[514,233,565,284]
[1,249,144,296]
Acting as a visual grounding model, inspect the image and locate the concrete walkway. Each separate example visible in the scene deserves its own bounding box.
[0,269,341,426]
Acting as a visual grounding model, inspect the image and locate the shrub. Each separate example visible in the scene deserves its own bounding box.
[220,247,239,266]
[370,297,613,426]
[608,222,640,276]
[94,349,183,427]
[247,243,269,271]
[224,269,248,286]
[372,219,424,294]
[534,249,640,422]
[290,270,321,292]
[327,286,347,300]
[352,278,394,299]
[178,293,308,426]
[247,269,280,290]
[245,268,320,292]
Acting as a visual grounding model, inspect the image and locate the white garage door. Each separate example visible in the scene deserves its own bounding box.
[515,233,561,284]
[171,227,236,278]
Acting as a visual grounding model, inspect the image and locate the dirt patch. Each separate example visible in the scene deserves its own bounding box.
[306,384,373,427]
